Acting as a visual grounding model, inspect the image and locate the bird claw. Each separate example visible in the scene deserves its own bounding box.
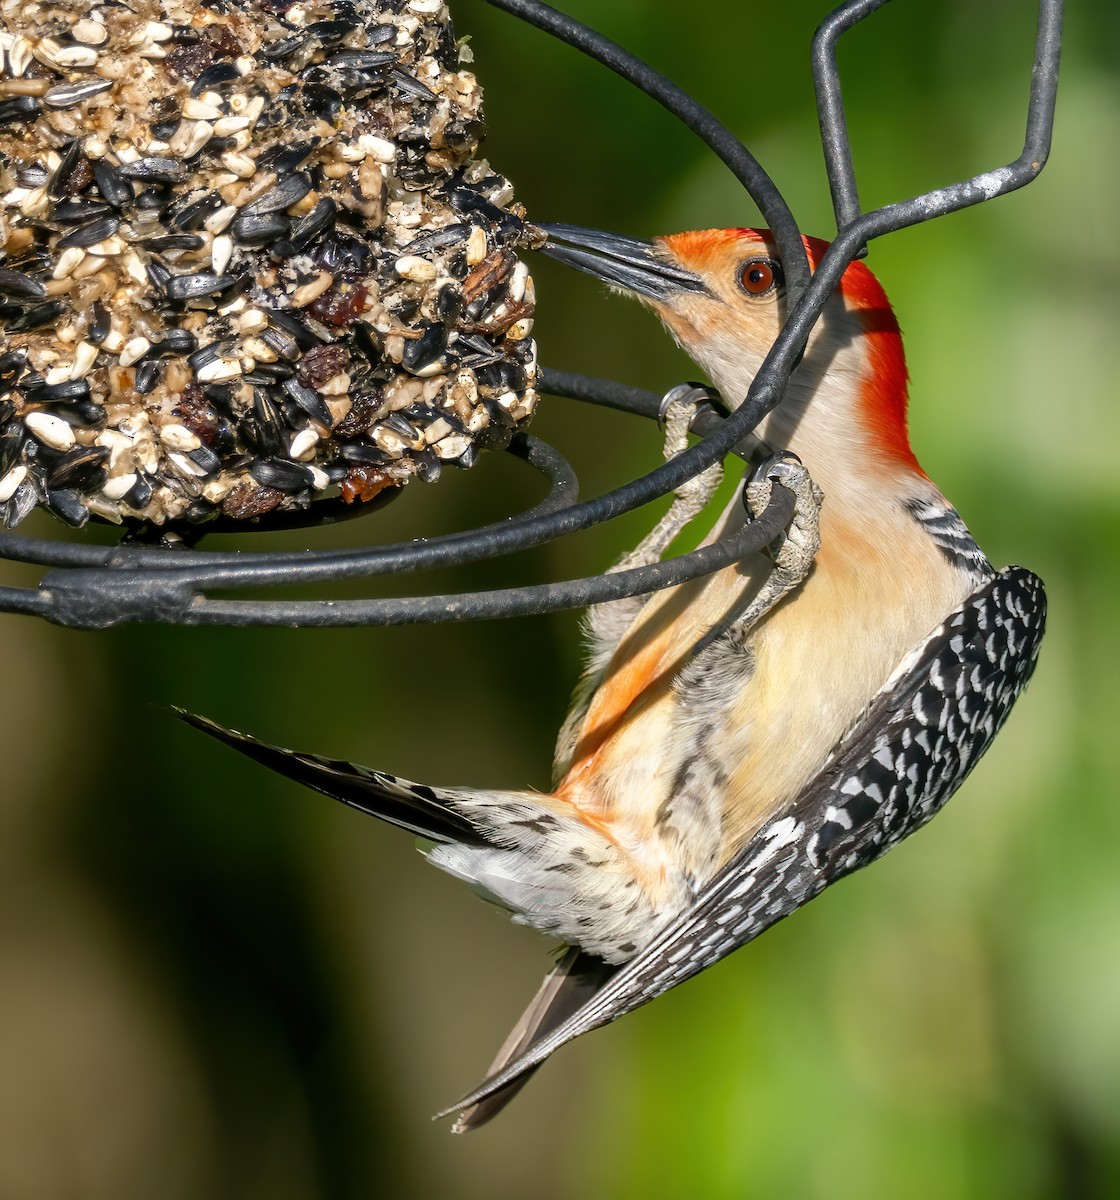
[656,381,728,430]
[744,452,822,573]
[612,387,724,574]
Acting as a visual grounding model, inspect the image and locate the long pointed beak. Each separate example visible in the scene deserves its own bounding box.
[535,222,706,301]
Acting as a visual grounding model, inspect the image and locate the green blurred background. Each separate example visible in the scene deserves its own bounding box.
[2,0,1117,1195]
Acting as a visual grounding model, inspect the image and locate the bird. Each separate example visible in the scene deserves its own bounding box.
[181,224,1046,1131]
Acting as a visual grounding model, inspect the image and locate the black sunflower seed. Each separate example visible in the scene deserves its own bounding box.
[437,283,464,324]
[88,302,111,344]
[258,141,314,175]
[350,321,381,361]
[401,323,448,373]
[16,164,49,188]
[187,445,221,477]
[245,364,295,387]
[402,403,443,428]
[272,197,337,257]
[261,34,307,61]
[413,448,441,483]
[153,328,199,355]
[140,233,205,253]
[134,360,162,394]
[0,269,47,301]
[168,190,223,231]
[52,198,112,224]
[47,445,109,490]
[404,224,470,258]
[91,160,133,208]
[0,96,40,126]
[48,141,82,199]
[44,486,89,528]
[477,360,528,391]
[5,300,68,333]
[230,210,291,248]
[267,308,321,350]
[125,474,153,510]
[0,431,21,475]
[339,441,389,465]
[307,18,353,47]
[250,459,310,493]
[57,215,120,249]
[381,412,416,441]
[165,272,236,301]
[190,62,241,95]
[150,118,181,140]
[458,344,503,369]
[310,231,372,276]
[257,327,299,363]
[391,68,436,102]
[282,378,332,426]
[62,400,107,429]
[146,260,173,295]
[463,294,489,322]
[301,83,343,120]
[201,383,235,411]
[135,187,172,211]
[249,391,286,457]
[483,397,518,430]
[242,172,313,217]
[328,49,397,71]
[187,342,223,370]
[277,397,305,427]
[0,348,28,379]
[3,479,38,527]
[22,379,91,405]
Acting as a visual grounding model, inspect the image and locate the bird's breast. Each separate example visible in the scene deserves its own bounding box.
[554,500,976,874]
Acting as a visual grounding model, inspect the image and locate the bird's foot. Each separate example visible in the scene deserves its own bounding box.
[745,452,822,577]
[613,384,725,573]
[724,453,823,635]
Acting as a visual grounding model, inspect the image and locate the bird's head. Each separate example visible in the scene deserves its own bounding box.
[537,224,919,482]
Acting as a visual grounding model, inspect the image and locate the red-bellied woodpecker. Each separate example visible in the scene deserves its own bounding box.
[182,225,1046,1130]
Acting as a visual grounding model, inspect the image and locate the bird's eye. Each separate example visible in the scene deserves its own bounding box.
[738,257,783,298]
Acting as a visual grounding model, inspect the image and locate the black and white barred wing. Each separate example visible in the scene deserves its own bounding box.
[439,566,1046,1119]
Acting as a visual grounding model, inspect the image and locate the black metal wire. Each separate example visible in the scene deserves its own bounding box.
[38,488,796,630]
[0,0,1065,630]
[813,0,890,239]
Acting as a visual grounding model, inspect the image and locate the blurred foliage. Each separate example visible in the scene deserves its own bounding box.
[1,0,1117,1196]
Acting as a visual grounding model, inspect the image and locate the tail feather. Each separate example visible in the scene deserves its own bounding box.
[179,707,627,1130]
[175,709,486,846]
[450,947,617,1133]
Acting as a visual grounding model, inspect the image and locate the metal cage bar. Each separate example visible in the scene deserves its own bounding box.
[0,0,1064,629]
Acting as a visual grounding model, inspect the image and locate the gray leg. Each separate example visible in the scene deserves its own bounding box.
[554,385,728,782]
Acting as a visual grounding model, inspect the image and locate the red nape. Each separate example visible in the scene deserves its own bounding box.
[804,236,921,474]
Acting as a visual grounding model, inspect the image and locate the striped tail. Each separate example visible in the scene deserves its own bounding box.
[175,708,486,846]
